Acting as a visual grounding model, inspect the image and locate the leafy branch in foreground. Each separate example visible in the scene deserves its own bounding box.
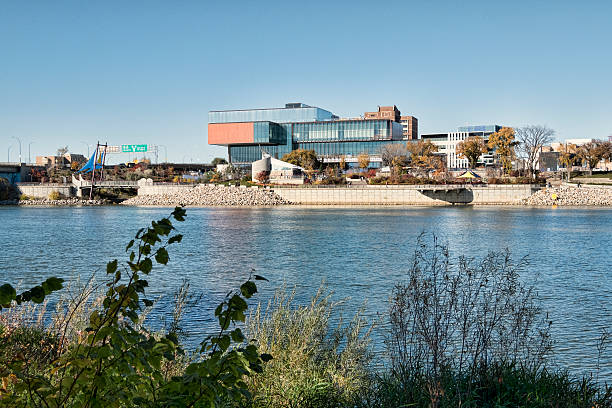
[1,207,270,408]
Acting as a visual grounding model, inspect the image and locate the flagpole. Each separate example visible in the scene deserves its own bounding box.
[89,142,99,200]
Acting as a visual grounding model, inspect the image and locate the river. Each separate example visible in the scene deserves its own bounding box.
[0,205,610,380]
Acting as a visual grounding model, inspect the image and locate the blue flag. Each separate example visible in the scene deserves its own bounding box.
[77,150,105,173]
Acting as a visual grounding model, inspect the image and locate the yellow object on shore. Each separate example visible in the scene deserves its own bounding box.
[551,193,558,200]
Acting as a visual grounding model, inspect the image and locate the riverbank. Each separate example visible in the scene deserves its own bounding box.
[0,197,108,206]
[122,183,290,206]
[524,185,612,206]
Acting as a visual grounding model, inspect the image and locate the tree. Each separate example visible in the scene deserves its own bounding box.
[358,153,370,170]
[281,149,320,170]
[406,140,440,170]
[602,141,612,162]
[515,126,555,179]
[255,170,269,183]
[211,157,228,166]
[456,136,487,169]
[57,146,69,157]
[559,143,576,181]
[339,155,347,171]
[380,144,408,170]
[488,127,518,175]
[577,141,608,175]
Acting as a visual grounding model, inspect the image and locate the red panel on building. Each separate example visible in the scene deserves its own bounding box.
[208,122,254,145]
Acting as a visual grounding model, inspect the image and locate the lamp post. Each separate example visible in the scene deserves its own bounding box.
[7,145,12,162]
[159,145,168,163]
[81,141,90,157]
[28,141,34,164]
[11,137,22,163]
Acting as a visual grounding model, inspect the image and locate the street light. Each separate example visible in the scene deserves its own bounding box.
[81,141,90,157]
[159,145,168,163]
[11,137,22,163]
[28,141,34,164]
[7,145,12,162]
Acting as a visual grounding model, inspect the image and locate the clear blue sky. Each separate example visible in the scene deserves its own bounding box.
[1,0,611,164]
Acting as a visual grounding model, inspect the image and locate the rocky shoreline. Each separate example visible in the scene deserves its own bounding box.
[523,186,612,206]
[121,184,291,206]
[0,198,108,206]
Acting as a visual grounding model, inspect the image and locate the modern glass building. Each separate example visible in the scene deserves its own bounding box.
[208,103,405,167]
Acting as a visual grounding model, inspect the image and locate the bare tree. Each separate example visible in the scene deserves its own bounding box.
[380,143,408,169]
[515,126,555,179]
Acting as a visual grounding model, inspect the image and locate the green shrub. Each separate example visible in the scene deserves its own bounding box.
[48,191,62,200]
[244,286,372,408]
[19,194,31,201]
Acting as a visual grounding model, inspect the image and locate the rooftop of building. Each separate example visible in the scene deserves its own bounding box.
[209,103,320,113]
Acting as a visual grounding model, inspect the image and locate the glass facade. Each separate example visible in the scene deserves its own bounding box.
[253,122,287,145]
[209,106,335,124]
[293,120,402,142]
[457,125,502,133]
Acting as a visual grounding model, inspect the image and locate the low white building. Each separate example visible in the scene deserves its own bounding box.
[420,125,501,170]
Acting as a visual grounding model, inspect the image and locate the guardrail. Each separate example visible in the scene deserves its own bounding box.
[16,182,71,186]
[268,183,544,189]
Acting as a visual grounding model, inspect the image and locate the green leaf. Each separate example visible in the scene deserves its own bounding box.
[140,258,153,274]
[229,294,248,311]
[168,234,183,244]
[260,353,273,362]
[155,248,169,265]
[171,206,186,221]
[240,281,257,299]
[29,286,45,303]
[126,239,135,251]
[230,328,245,343]
[143,299,153,307]
[107,259,118,274]
[41,277,64,295]
[254,275,268,281]
[217,335,230,351]
[0,284,17,304]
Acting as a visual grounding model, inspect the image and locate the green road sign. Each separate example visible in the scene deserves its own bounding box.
[122,144,148,153]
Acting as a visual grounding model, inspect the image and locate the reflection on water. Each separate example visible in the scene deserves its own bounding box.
[0,205,611,379]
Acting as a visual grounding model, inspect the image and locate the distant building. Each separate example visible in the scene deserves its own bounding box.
[421,125,501,169]
[362,106,418,140]
[36,153,86,168]
[364,105,401,122]
[538,151,560,172]
[208,103,416,167]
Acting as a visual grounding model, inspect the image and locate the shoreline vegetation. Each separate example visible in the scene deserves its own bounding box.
[1,208,610,407]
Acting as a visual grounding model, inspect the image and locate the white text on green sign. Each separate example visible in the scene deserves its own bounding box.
[122,144,148,153]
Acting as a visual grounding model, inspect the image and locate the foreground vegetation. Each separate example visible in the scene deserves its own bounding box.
[1,210,610,407]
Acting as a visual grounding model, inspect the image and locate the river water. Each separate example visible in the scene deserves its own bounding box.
[0,205,610,380]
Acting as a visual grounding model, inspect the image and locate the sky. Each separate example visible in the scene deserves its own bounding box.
[1,0,611,164]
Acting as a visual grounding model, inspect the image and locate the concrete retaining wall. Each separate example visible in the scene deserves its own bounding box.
[272,185,540,205]
[17,184,74,198]
[137,184,196,195]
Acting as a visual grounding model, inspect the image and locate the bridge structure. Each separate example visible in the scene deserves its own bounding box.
[71,175,145,197]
